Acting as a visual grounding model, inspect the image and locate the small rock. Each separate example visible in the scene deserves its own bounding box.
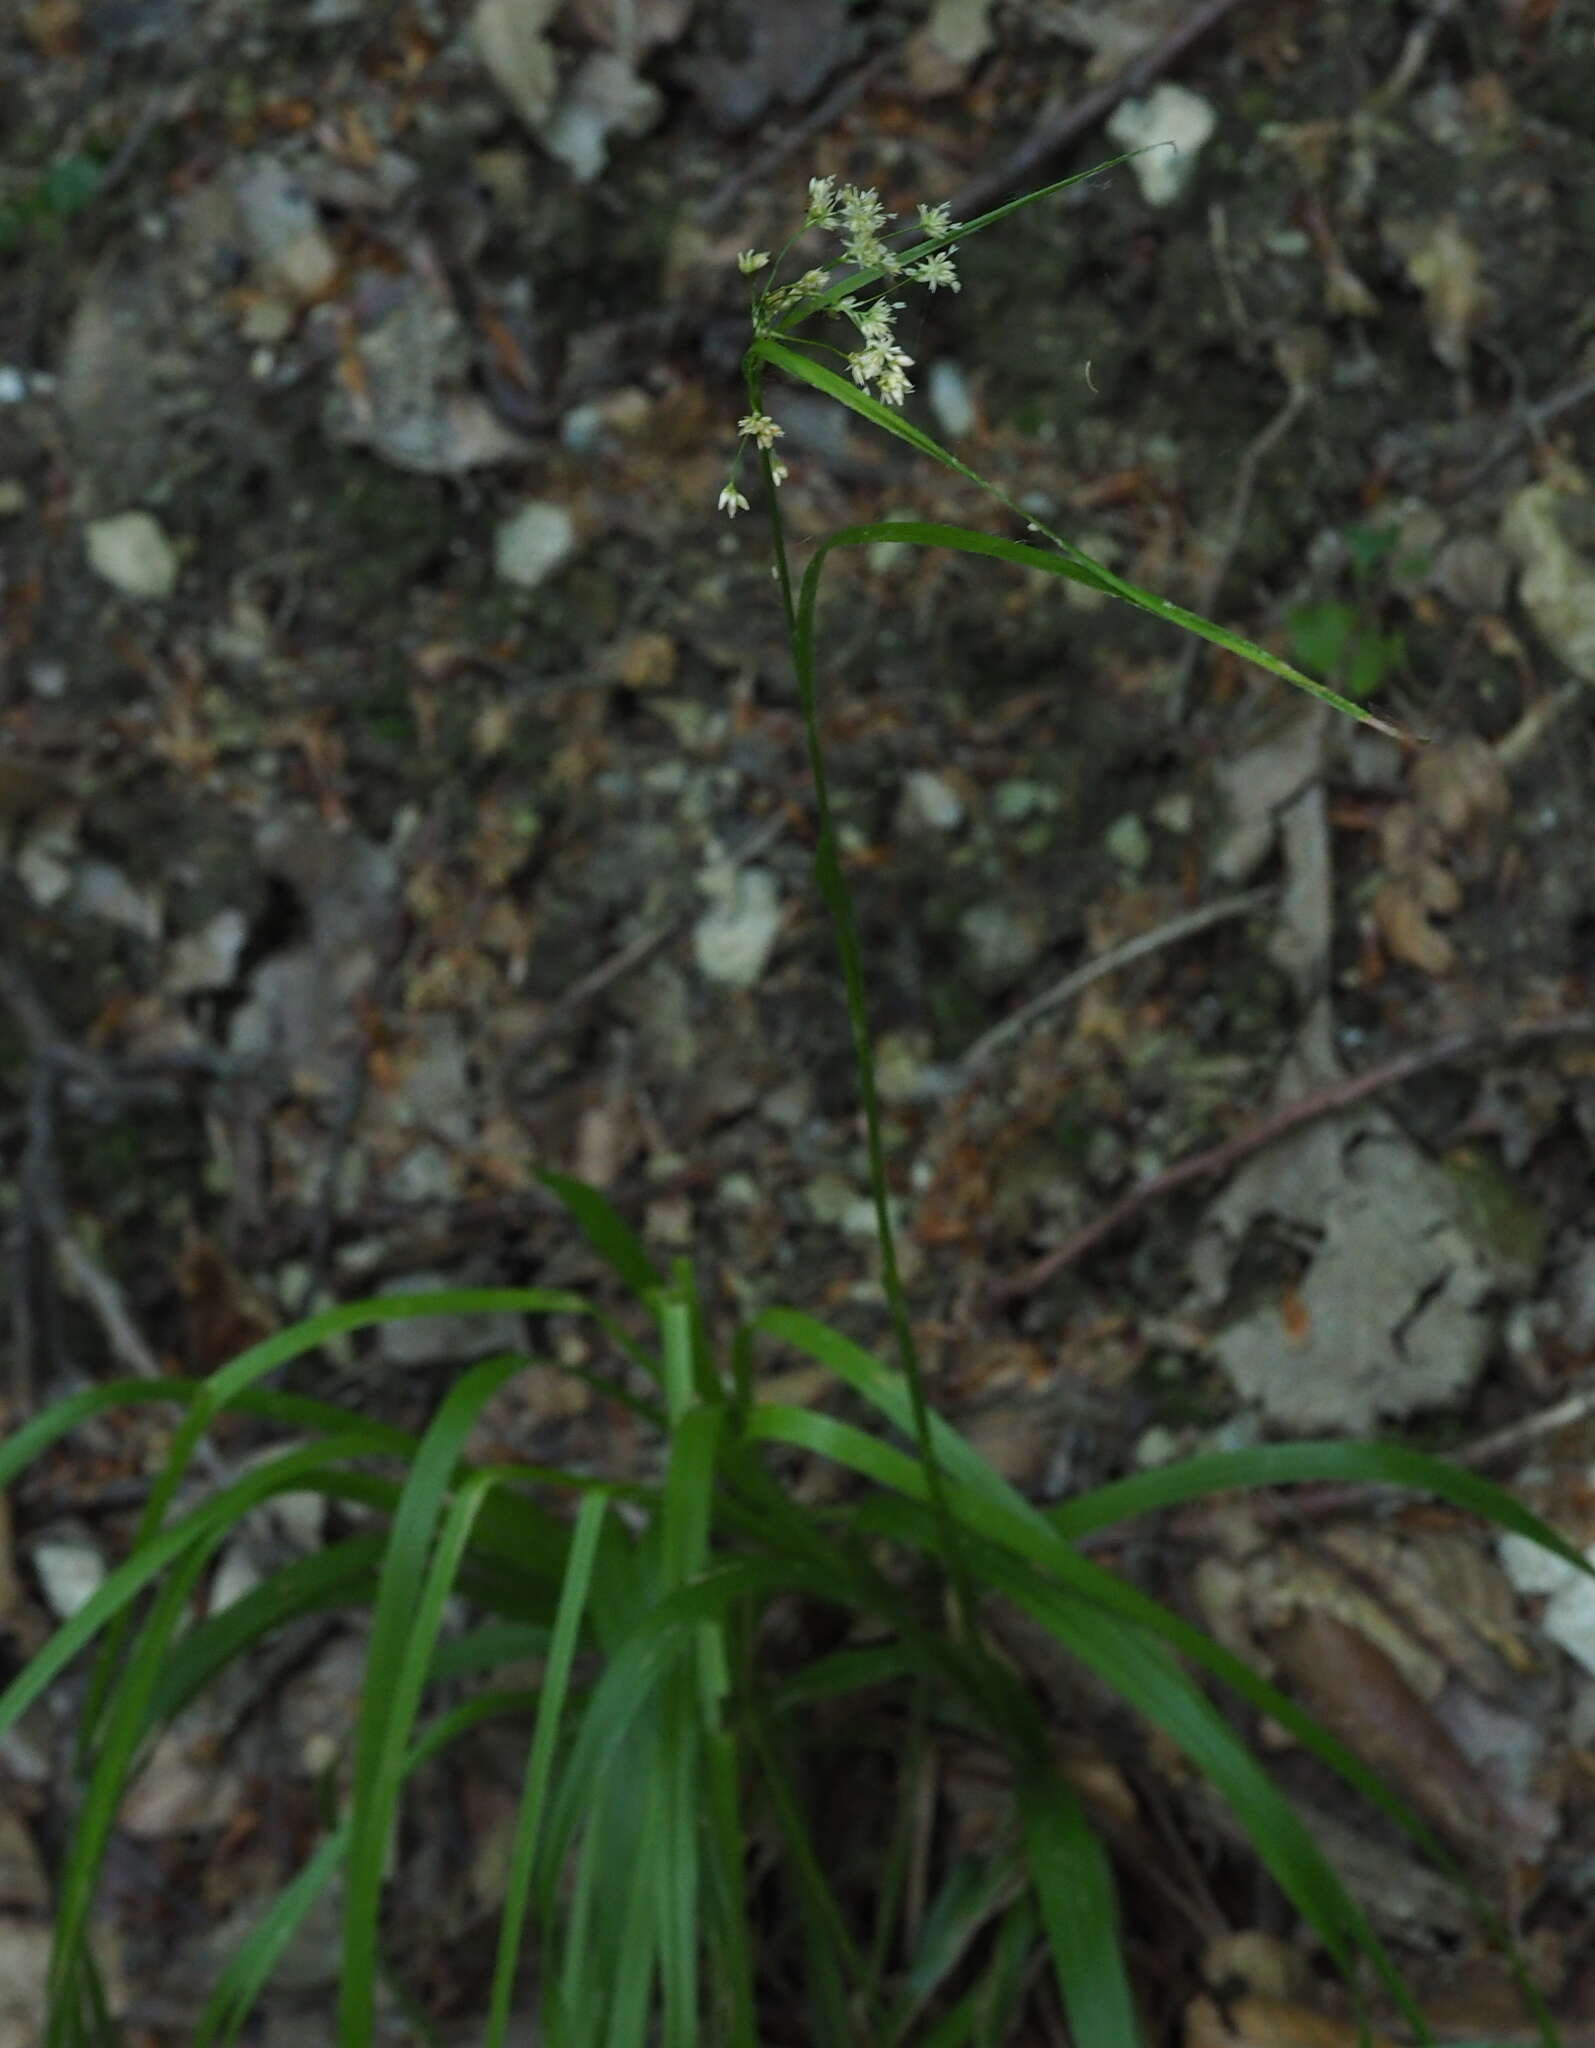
[959,900,1044,981]
[1498,1531,1577,1600]
[1536,1560,1595,1680]
[1432,532,1510,613]
[167,908,248,994]
[1107,84,1217,207]
[31,1526,106,1621]
[16,818,75,908]
[1501,477,1595,682]
[1105,811,1152,871]
[993,779,1057,824]
[376,1274,524,1367]
[899,768,965,833]
[904,0,994,94]
[875,1028,933,1103]
[868,510,922,576]
[927,360,975,438]
[75,860,161,939]
[1556,1240,1595,1352]
[541,51,663,182]
[693,864,783,987]
[1133,1425,1181,1469]
[232,158,338,302]
[472,0,560,130]
[494,500,576,588]
[85,510,178,598]
[805,1173,857,1226]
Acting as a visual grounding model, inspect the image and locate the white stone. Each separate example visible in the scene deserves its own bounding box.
[85,510,178,598]
[232,158,338,302]
[693,864,783,987]
[1105,811,1152,870]
[1498,1531,1580,1599]
[1542,1566,1595,1680]
[32,1530,107,1620]
[377,1273,524,1367]
[900,768,964,832]
[75,860,161,938]
[959,900,1043,980]
[1107,84,1217,207]
[167,908,248,994]
[1502,480,1595,683]
[927,359,976,438]
[541,51,663,183]
[494,500,576,588]
[473,0,560,130]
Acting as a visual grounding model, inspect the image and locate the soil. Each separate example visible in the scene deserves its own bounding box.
[5,0,1595,2040]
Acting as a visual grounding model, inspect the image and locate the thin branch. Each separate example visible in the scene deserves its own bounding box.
[995,1011,1595,1301]
[946,0,1249,223]
[950,885,1276,1088]
[697,45,898,227]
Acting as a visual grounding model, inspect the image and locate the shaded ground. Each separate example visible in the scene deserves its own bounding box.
[5,0,1595,2038]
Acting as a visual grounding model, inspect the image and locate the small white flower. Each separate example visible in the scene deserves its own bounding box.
[737,411,784,450]
[910,251,961,292]
[917,202,956,238]
[876,361,912,407]
[806,175,840,227]
[737,248,771,274]
[852,298,898,341]
[793,268,832,297]
[840,185,890,235]
[718,483,750,518]
[769,460,789,486]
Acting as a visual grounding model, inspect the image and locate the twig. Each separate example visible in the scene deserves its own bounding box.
[53,1234,164,1381]
[1443,370,1595,500]
[697,45,898,226]
[951,885,1276,1086]
[1169,383,1309,711]
[995,1010,1595,1301]
[946,0,1249,223]
[1454,1379,1595,1471]
[504,811,790,1062]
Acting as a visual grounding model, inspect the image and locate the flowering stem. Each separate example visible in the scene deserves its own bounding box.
[752,364,982,1655]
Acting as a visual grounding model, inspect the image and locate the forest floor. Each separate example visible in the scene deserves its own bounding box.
[5,0,1595,2040]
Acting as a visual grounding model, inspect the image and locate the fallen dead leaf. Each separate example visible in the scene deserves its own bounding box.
[1186,1990,1396,2048]
[1403,214,1494,370]
[1371,734,1508,974]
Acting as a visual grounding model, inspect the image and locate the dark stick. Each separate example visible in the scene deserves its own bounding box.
[994,1011,1595,1302]
[946,0,1250,222]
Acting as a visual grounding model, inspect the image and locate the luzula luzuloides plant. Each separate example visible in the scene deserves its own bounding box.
[1,160,1586,2048]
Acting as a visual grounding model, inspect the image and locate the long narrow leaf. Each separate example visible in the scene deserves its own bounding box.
[341,1355,544,2046]
[1022,1767,1141,2048]
[485,1490,610,2047]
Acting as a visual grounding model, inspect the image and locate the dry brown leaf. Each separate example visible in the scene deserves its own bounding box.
[1186,1990,1397,2048]
[1405,215,1494,371]
[1271,1608,1505,1861]
[1410,733,1508,842]
[1372,874,1456,974]
[1372,735,1509,974]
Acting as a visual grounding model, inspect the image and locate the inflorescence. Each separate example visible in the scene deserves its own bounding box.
[719,177,962,515]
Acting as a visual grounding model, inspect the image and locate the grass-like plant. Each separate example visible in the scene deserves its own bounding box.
[4,163,1582,2048]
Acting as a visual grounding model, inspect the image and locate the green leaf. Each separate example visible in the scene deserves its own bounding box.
[540,1168,663,1302]
[1022,1768,1141,2048]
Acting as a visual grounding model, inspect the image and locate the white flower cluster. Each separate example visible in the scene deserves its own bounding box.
[719,176,963,514]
